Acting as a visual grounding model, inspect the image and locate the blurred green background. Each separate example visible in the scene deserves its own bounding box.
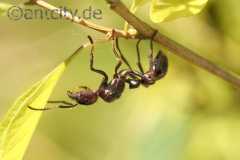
[1,0,240,159]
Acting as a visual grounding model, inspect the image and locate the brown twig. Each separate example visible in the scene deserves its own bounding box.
[25,0,240,88]
[106,0,240,88]
[26,0,135,38]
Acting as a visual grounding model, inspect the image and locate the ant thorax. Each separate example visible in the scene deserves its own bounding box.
[98,75,126,102]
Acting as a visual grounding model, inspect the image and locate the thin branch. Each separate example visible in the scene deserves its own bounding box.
[106,0,240,88]
[26,0,135,38]
[25,0,240,88]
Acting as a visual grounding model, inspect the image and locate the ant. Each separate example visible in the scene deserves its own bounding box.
[28,31,168,111]
[28,34,136,111]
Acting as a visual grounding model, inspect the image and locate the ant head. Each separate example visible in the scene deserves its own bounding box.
[151,50,168,80]
[67,87,98,105]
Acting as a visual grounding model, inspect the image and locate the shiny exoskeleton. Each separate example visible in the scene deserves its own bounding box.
[124,31,168,88]
[98,71,126,102]
[28,31,168,111]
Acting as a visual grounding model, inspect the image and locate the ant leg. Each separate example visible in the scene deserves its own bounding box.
[114,60,122,75]
[127,70,145,80]
[136,39,144,74]
[48,100,73,105]
[87,36,108,83]
[28,102,78,111]
[149,30,158,67]
[77,86,91,91]
[111,37,123,74]
[58,104,78,109]
[28,105,51,111]
[115,38,133,71]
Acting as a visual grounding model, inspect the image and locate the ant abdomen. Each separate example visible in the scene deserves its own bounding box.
[98,77,125,102]
[67,87,98,105]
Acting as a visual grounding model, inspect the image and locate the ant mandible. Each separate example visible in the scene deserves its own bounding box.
[28,33,135,111]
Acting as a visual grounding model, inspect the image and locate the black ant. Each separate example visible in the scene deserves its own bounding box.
[28,34,136,111]
[28,31,168,111]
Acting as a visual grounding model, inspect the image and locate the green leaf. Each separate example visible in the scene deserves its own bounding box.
[124,0,150,32]
[134,0,149,6]
[0,46,83,160]
[0,3,12,16]
[131,0,150,12]
[150,0,208,23]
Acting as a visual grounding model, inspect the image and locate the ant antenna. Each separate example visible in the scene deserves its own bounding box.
[28,101,78,111]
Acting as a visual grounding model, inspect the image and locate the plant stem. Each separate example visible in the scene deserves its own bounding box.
[106,0,240,88]
[28,0,134,38]
[26,0,240,88]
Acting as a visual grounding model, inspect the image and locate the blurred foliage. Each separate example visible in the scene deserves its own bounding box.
[150,0,208,23]
[130,0,208,23]
[0,2,12,16]
[0,0,240,160]
[0,49,80,160]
